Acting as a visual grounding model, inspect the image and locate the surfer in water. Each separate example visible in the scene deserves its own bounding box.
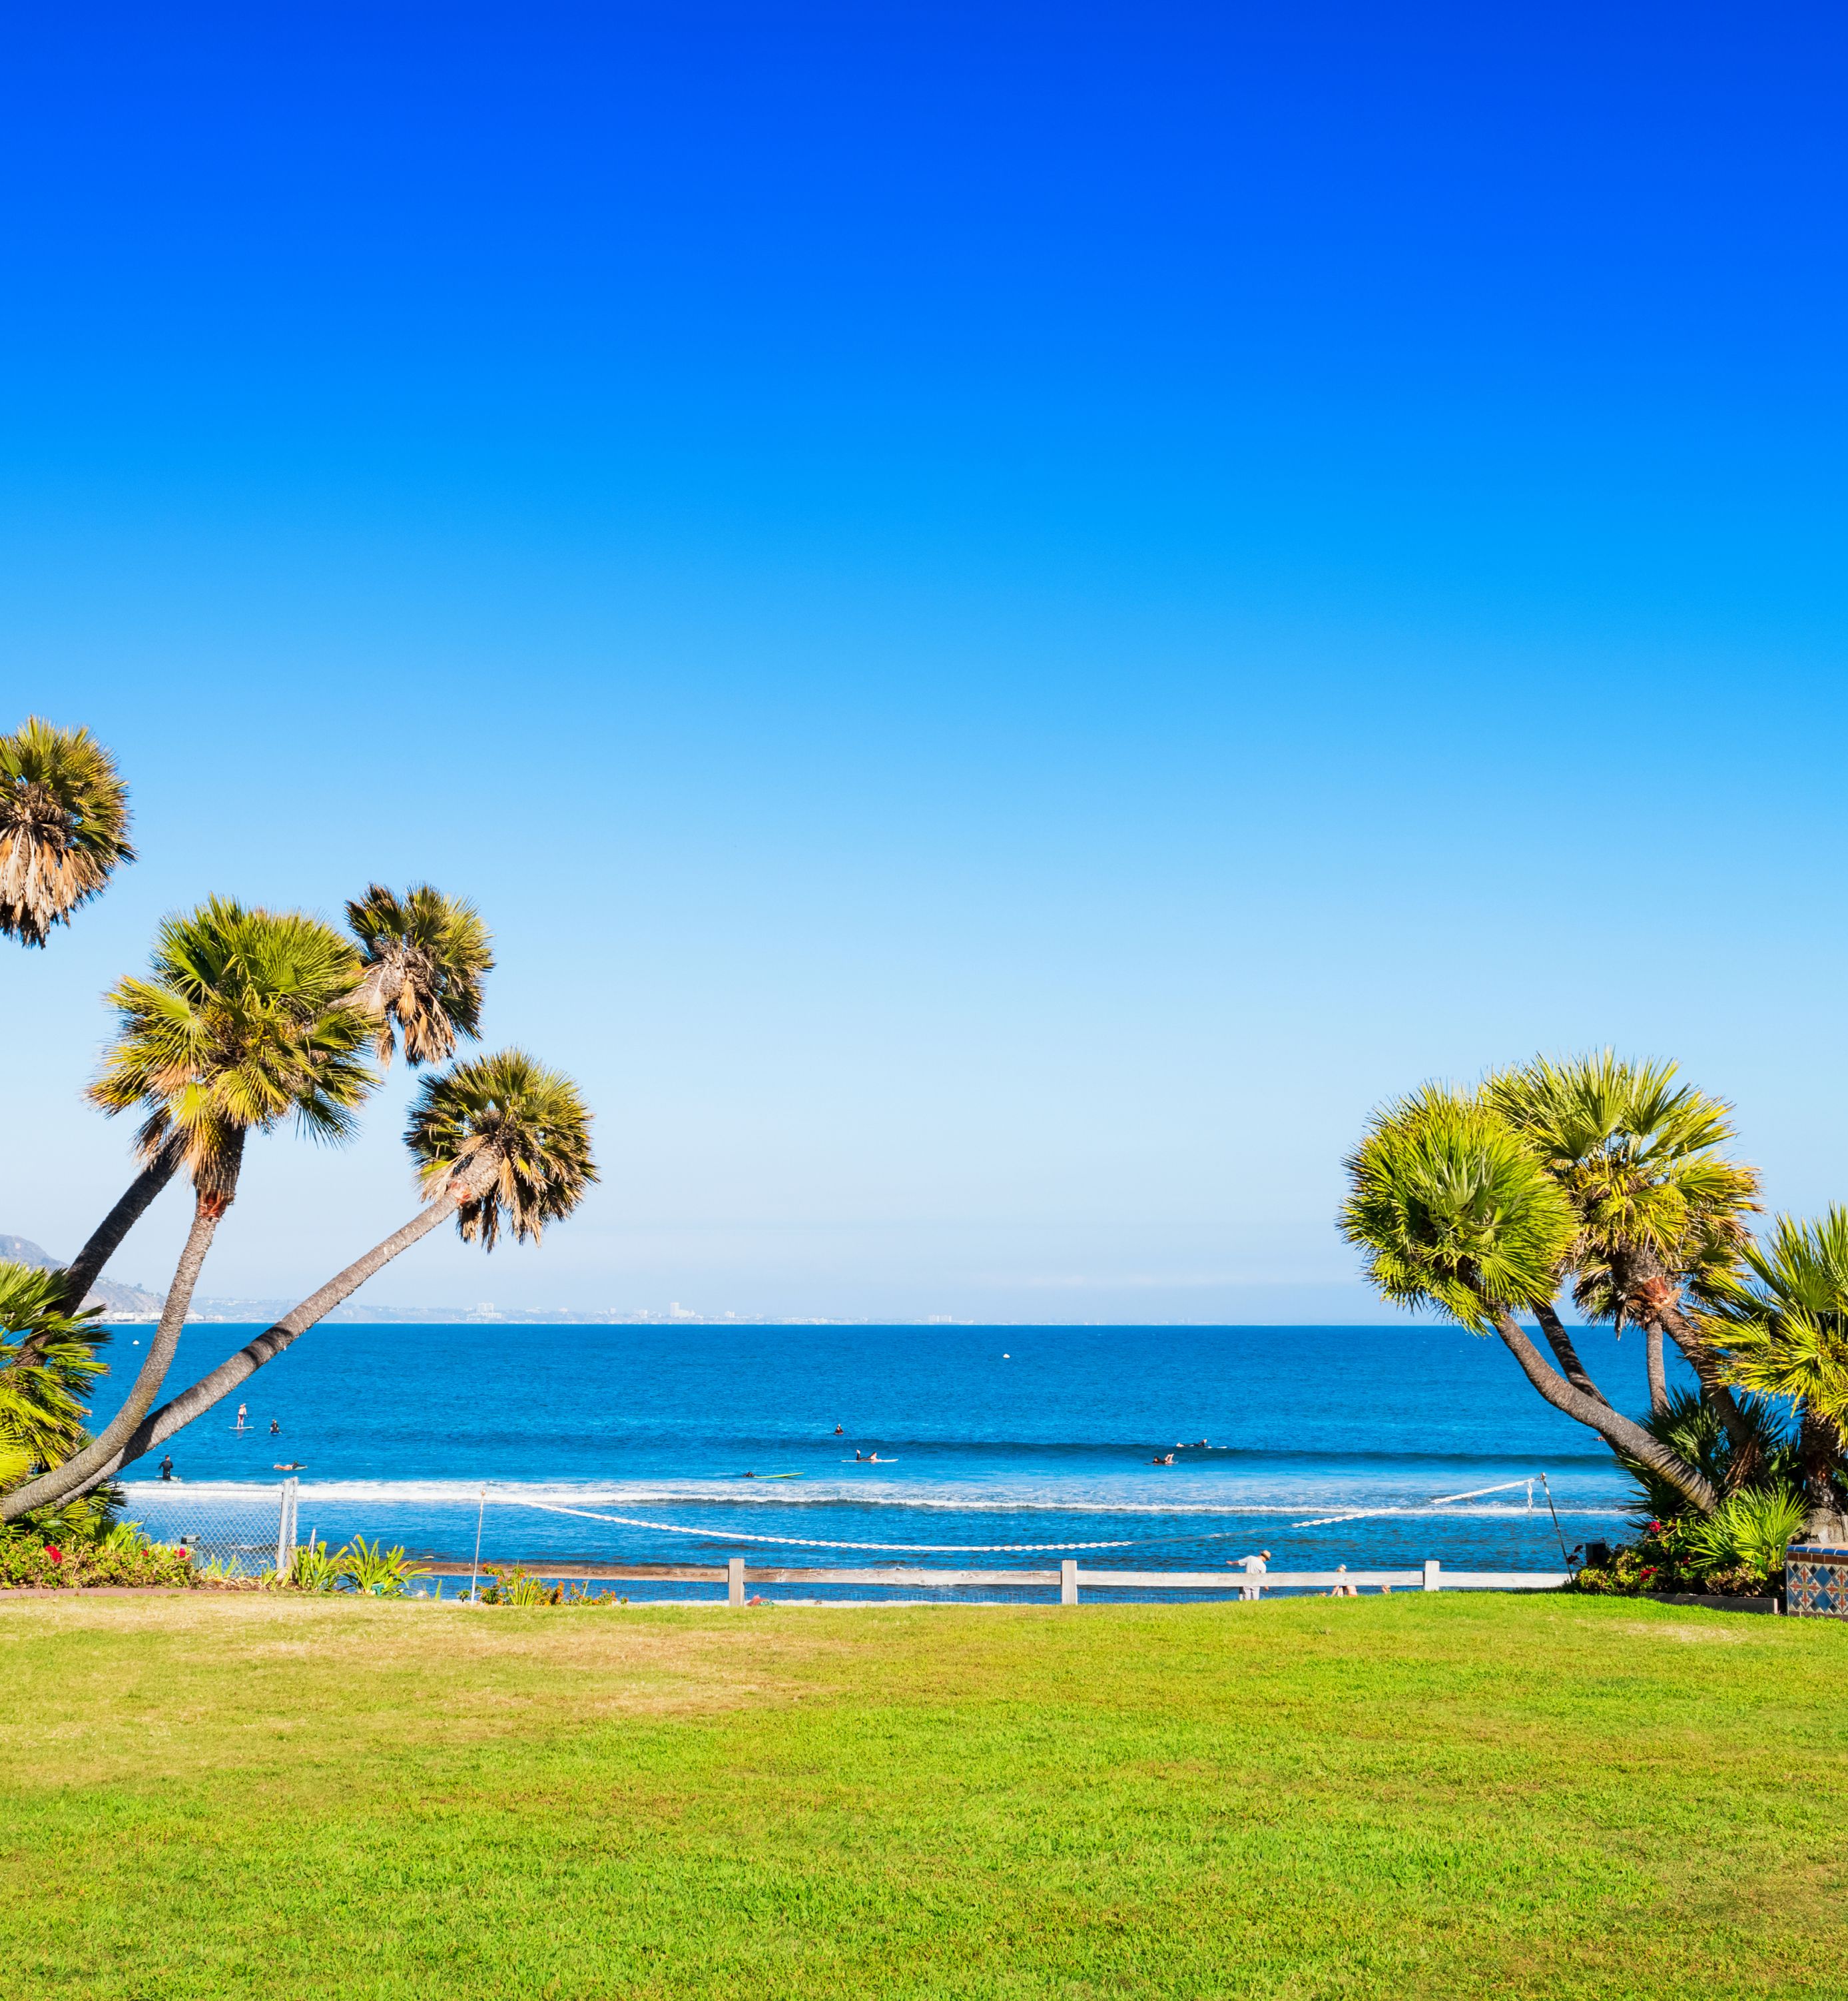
[269,1419,280,1435]
[1150,1451,1175,1465]
[158,1455,174,1481]
[235,1403,248,1431]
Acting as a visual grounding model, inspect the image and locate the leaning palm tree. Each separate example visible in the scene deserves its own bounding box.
[347,883,493,1067]
[0,717,135,946]
[1485,1054,1759,1438]
[1341,1086,1719,1511]
[1702,1209,1848,1535]
[47,881,487,1316]
[1,900,375,1519]
[78,1052,595,1487]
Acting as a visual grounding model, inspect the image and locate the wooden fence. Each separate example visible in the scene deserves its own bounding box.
[420,1557,1570,1604]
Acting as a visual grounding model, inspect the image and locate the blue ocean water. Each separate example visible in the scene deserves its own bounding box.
[95,1320,1676,1594]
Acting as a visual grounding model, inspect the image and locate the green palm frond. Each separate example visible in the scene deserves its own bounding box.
[1703,1209,1848,1430]
[1484,1050,1758,1322]
[89,898,376,1195]
[0,1262,110,1489]
[347,884,494,1068]
[1614,1388,1791,1523]
[1340,1088,1576,1332]
[0,718,135,946]
[406,1050,596,1250]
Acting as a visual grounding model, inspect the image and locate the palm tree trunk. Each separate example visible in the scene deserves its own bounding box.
[1492,1313,1718,1513]
[59,1145,180,1309]
[75,1194,461,1492]
[1644,1324,1669,1415]
[1653,1302,1759,1482]
[1532,1303,1610,1404]
[1,1185,226,1520]
[1797,1409,1847,1523]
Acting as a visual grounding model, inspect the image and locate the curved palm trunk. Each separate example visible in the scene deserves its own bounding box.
[1,1187,226,1519]
[1532,1303,1610,1405]
[1653,1302,1759,1485]
[60,1147,179,1306]
[77,1194,461,1491]
[1644,1324,1669,1415]
[1492,1313,1718,1513]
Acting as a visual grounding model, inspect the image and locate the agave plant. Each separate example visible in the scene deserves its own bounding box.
[84,1050,597,1486]
[340,1535,426,1597]
[0,718,135,946]
[1341,1086,1719,1511]
[1688,1487,1809,1577]
[347,883,494,1068]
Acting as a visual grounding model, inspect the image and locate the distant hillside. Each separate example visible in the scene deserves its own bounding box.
[0,1234,166,1318]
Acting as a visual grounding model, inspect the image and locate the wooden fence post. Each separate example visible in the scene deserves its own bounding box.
[728,1556,745,1607]
[1422,1559,1440,1593]
[1060,1559,1078,1605]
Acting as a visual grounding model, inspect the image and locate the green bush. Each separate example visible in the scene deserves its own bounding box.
[1570,1499,1797,1599]
[0,1523,198,1590]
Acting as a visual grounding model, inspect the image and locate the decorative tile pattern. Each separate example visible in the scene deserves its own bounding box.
[1785,1545,1848,1620]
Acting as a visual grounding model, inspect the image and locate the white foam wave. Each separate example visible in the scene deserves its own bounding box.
[117,1476,1627,1519]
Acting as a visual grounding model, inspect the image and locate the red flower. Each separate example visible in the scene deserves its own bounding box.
[44,1545,62,1564]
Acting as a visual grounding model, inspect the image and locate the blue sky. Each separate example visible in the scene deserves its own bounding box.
[4,3,1846,1320]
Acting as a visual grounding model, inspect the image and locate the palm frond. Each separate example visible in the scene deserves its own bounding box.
[406,1049,596,1250]
[88,897,376,1190]
[0,718,135,945]
[347,883,494,1068]
[1339,1088,1575,1332]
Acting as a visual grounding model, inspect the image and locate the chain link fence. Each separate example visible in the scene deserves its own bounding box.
[119,1479,298,1579]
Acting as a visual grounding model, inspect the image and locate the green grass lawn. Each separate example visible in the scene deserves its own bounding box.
[1,1592,1841,1999]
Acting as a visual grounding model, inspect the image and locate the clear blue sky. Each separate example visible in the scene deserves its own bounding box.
[5,3,1845,1321]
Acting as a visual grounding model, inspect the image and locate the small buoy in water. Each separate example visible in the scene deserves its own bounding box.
[1002,1352,1010,1358]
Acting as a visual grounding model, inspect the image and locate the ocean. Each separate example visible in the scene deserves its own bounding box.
[91,1320,1675,1596]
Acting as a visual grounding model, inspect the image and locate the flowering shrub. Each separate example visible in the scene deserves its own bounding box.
[0,1524,200,1590]
[1570,1513,1781,1599]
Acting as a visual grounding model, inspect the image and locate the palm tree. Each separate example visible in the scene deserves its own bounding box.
[81,1052,595,1486]
[1,900,376,1519]
[47,881,488,1316]
[1484,1052,1760,1461]
[347,883,493,1067]
[1,718,135,946]
[1341,1087,1719,1511]
[1702,1209,1848,1535]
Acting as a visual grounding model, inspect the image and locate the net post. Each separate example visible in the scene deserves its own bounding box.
[727,1556,745,1606]
[1060,1559,1078,1605]
[1422,1559,1441,1593]
[275,1479,298,1581]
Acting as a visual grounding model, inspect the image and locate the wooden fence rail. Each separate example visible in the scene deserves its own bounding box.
[417,1557,1570,1604]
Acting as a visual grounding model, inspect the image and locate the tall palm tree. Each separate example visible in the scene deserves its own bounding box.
[1484,1053,1759,1461]
[0,718,135,946]
[1702,1209,1848,1533]
[47,881,488,1315]
[1,901,376,1519]
[79,1052,595,1486]
[1341,1087,1719,1511]
[347,883,493,1067]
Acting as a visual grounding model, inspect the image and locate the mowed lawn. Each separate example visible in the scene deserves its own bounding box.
[1,1593,1842,2000]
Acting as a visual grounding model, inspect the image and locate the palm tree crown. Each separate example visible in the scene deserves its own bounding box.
[408,1050,596,1250]
[1482,1052,1759,1324]
[89,898,376,1204]
[0,718,135,946]
[1340,1087,1577,1332]
[346,884,494,1068]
